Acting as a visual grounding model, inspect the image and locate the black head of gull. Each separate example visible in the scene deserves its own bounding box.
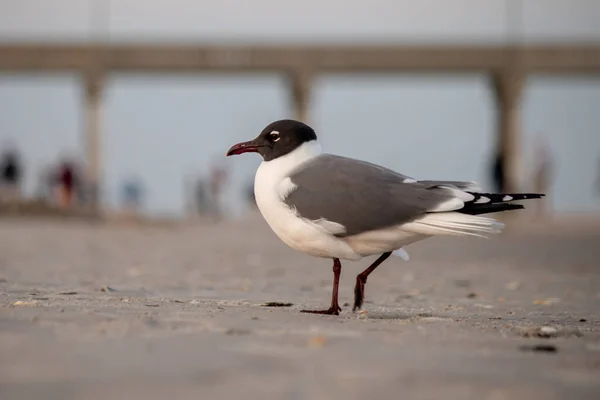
[226,119,317,162]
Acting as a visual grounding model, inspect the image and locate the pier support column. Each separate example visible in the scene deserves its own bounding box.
[83,70,104,210]
[492,70,525,194]
[289,71,313,123]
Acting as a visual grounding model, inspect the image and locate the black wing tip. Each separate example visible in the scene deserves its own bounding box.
[515,193,545,199]
[467,191,546,201]
[459,203,525,216]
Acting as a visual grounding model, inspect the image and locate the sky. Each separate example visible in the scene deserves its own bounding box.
[1,1,599,216]
[1,0,600,43]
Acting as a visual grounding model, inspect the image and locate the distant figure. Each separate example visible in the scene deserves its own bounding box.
[531,135,554,217]
[34,163,54,202]
[209,162,229,219]
[121,177,144,214]
[194,177,210,216]
[0,147,22,202]
[245,179,256,209]
[491,151,505,193]
[55,160,79,208]
[596,157,600,197]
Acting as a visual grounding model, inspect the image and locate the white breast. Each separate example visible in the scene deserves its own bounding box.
[253,141,360,260]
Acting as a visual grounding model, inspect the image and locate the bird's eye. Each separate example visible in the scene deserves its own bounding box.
[269,131,280,142]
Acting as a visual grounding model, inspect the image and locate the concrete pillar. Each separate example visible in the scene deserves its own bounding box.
[492,70,525,194]
[288,71,313,123]
[83,71,104,210]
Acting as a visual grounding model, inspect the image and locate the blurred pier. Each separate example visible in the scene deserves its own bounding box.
[1,42,600,214]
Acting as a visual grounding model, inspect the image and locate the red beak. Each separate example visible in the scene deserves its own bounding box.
[226,140,261,156]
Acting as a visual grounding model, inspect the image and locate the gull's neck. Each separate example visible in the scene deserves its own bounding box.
[257,139,323,182]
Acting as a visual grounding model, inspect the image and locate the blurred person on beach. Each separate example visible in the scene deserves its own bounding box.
[531,135,554,217]
[34,163,55,202]
[194,177,210,216]
[0,144,23,202]
[208,161,229,220]
[121,177,145,215]
[596,157,600,197]
[54,158,80,208]
[245,178,256,209]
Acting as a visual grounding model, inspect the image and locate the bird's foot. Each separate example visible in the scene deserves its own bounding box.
[300,304,342,315]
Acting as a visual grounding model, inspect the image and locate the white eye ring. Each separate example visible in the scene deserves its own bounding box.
[269,131,280,142]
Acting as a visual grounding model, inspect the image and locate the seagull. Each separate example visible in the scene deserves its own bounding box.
[226,119,544,315]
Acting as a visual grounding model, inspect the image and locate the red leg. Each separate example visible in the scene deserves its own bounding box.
[301,258,342,315]
[353,252,392,311]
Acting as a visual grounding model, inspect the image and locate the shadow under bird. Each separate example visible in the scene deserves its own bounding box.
[226,119,544,315]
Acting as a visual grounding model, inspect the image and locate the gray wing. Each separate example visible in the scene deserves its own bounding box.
[416,180,481,191]
[284,154,459,237]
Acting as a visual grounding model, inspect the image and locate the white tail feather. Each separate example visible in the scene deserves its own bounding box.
[435,186,476,202]
[392,248,410,261]
[401,212,504,238]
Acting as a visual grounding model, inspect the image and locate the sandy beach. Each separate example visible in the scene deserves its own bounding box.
[1,213,599,400]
